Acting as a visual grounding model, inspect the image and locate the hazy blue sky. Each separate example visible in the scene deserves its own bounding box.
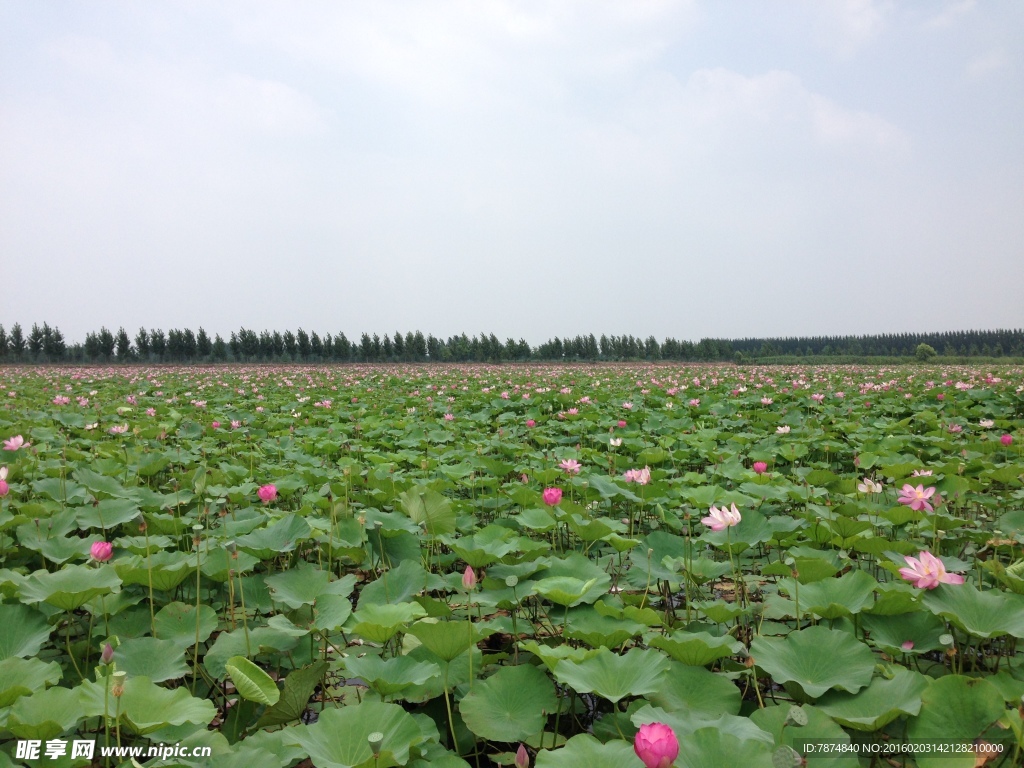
[2,1,1022,344]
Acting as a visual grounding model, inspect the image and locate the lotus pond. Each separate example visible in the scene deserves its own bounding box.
[1,363,1023,768]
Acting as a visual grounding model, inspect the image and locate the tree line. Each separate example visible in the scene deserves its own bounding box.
[0,322,1022,364]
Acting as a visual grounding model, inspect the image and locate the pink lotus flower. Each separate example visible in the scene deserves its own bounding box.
[145,407,156,416]
[752,461,768,475]
[761,397,773,405]
[936,393,944,401]
[90,541,113,562]
[211,421,221,429]
[443,413,454,421]
[623,467,651,485]
[0,466,8,497]
[901,640,915,651]
[688,399,700,407]
[899,551,965,589]
[462,566,477,590]
[258,484,278,504]
[776,425,790,434]
[811,393,825,403]
[231,420,242,429]
[702,503,742,531]
[526,419,536,428]
[559,459,582,475]
[633,722,679,768]
[53,395,70,405]
[898,484,936,512]
[979,419,994,428]
[3,435,28,451]
[617,420,627,428]
[1002,434,1014,446]
[542,488,562,506]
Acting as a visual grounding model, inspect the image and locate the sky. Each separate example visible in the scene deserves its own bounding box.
[1,1,1022,346]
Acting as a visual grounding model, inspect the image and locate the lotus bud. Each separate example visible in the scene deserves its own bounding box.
[100,642,114,665]
[514,743,529,768]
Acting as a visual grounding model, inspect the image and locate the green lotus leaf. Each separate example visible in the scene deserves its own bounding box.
[153,601,219,648]
[780,570,877,619]
[921,583,1024,639]
[749,704,851,768]
[399,485,457,536]
[80,675,216,735]
[906,675,1007,768]
[0,657,62,707]
[461,663,558,742]
[257,660,329,728]
[289,700,425,768]
[564,606,646,648]
[6,685,85,740]
[749,626,874,698]
[0,603,52,660]
[344,654,441,697]
[648,662,742,716]
[19,563,121,610]
[861,611,947,655]
[352,602,428,644]
[114,637,189,683]
[648,630,744,666]
[815,666,929,731]
[226,655,281,706]
[553,648,669,703]
[407,619,489,662]
[265,563,331,609]
[534,734,637,768]
[533,576,600,607]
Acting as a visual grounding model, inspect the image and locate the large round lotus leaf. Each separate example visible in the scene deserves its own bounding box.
[344,654,440,697]
[749,626,874,698]
[114,552,192,591]
[675,727,774,768]
[448,525,519,567]
[564,607,645,648]
[702,510,774,551]
[214,729,308,768]
[399,485,457,536]
[153,601,219,648]
[351,602,428,644]
[407,618,491,662]
[861,612,947,655]
[264,564,330,609]
[290,700,425,768]
[0,657,62,707]
[519,640,603,673]
[0,603,52,660]
[749,704,851,768]
[648,631,743,666]
[18,563,121,610]
[461,663,558,742]
[921,583,1024,639]
[533,577,600,608]
[226,655,281,706]
[6,685,85,740]
[203,625,304,679]
[256,660,329,729]
[781,570,877,619]
[553,647,669,703]
[357,560,442,608]
[310,594,354,632]
[648,662,742,716]
[79,675,216,735]
[906,675,1007,768]
[633,704,774,747]
[814,667,929,731]
[533,554,610,603]
[114,637,189,683]
[534,734,636,768]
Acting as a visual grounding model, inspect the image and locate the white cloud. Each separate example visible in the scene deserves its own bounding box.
[966,50,1009,78]
[808,0,891,55]
[926,0,976,29]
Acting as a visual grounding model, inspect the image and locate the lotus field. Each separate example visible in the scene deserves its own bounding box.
[2,363,1024,768]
